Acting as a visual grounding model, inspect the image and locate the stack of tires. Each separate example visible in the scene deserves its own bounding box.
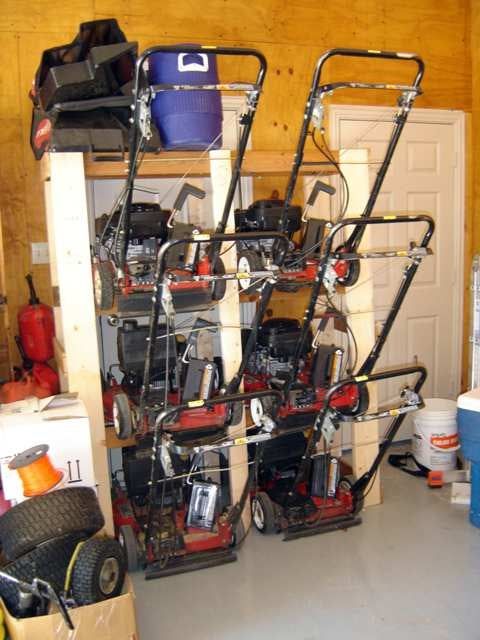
[0,488,125,618]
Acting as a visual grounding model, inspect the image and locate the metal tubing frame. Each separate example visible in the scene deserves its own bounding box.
[281,48,424,235]
[292,364,427,494]
[285,214,434,392]
[140,231,289,414]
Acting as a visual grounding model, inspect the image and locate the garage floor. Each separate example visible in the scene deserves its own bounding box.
[132,453,479,640]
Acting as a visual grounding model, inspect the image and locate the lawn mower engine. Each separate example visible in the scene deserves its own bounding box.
[245,318,360,429]
[235,199,327,290]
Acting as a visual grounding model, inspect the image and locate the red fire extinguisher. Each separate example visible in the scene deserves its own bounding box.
[18,274,55,363]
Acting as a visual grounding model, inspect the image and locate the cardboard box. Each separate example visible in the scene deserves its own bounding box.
[2,576,138,640]
[0,394,96,503]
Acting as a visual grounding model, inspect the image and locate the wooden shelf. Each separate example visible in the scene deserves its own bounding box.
[84,149,338,180]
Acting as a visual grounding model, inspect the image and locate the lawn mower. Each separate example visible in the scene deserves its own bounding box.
[110,230,290,440]
[234,47,424,291]
[243,214,434,427]
[92,181,230,314]
[250,365,427,540]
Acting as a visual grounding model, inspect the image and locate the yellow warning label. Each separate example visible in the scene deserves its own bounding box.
[355,375,369,382]
[237,272,250,279]
[234,437,248,445]
[383,215,397,220]
[389,409,400,416]
[202,45,217,49]
[188,399,205,408]
[397,251,408,257]
[368,49,381,54]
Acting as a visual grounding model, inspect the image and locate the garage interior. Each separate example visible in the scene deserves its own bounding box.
[0,2,479,639]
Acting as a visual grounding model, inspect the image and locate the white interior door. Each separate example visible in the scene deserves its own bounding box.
[330,106,464,441]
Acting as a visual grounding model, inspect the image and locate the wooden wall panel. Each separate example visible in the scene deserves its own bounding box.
[0,0,473,370]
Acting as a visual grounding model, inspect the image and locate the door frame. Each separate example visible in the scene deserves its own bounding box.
[329,105,465,397]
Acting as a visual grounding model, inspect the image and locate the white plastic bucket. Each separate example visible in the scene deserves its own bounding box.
[412,398,459,471]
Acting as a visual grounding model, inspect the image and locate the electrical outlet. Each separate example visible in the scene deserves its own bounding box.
[31,242,50,264]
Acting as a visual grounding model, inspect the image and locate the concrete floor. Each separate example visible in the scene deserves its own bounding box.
[132,457,480,640]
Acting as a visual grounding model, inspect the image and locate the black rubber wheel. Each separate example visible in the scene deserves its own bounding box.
[237,250,264,292]
[71,537,126,606]
[113,393,134,440]
[93,261,115,310]
[335,244,361,287]
[251,492,277,534]
[338,476,364,515]
[0,531,87,617]
[227,401,244,427]
[230,516,246,548]
[212,257,227,301]
[118,525,139,572]
[335,384,370,418]
[0,487,104,562]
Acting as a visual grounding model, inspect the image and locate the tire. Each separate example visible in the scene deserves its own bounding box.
[0,531,87,617]
[227,401,244,427]
[93,261,115,310]
[212,257,227,301]
[71,537,126,606]
[335,384,369,418]
[237,250,263,292]
[250,396,273,427]
[338,476,363,515]
[0,488,104,562]
[335,244,360,287]
[251,492,277,534]
[113,393,134,440]
[118,525,139,572]
[230,517,246,548]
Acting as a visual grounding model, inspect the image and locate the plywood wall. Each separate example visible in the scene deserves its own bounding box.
[0,0,472,370]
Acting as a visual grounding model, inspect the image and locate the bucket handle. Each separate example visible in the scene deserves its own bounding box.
[178,53,209,73]
[414,427,461,453]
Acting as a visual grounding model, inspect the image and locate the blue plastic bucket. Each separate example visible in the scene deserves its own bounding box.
[457,388,480,527]
[149,46,222,150]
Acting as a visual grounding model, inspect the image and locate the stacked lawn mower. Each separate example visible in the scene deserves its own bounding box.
[27,21,434,580]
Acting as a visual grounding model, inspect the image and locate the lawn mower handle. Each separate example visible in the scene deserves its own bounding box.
[323,213,435,256]
[313,48,424,89]
[282,47,424,231]
[153,389,283,431]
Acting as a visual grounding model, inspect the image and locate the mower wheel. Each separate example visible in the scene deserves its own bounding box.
[0,487,104,562]
[251,492,277,534]
[336,384,369,418]
[93,261,115,310]
[113,393,134,440]
[230,517,246,548]
[0,531,88,617]
[250,395,273,427]
[338,476,364,515]
[118,525,139,572]
[335,244,360,287]
[227,401,244,427]
[71,537,126,606]
[237,250,264,292]
[212,257,227,301]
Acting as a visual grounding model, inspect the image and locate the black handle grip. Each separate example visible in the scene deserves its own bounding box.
[307,180,336,206]
[25,274,40,305]
[172,183,206,212]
